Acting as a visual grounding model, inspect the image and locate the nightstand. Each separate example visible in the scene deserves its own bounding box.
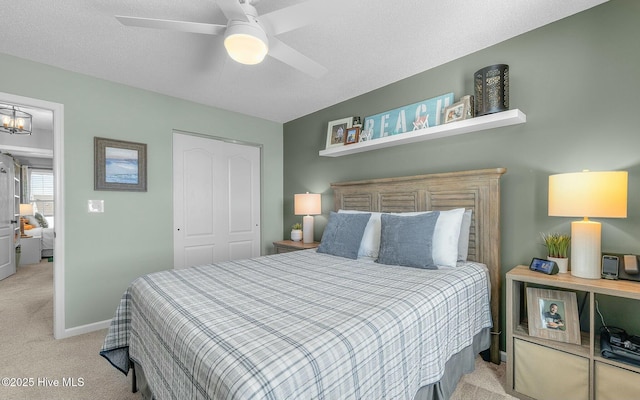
[506,265,640,400]
[19,236,42,265]
[273,240,320,254]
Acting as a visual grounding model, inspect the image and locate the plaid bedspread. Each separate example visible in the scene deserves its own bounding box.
[101,250,491,400]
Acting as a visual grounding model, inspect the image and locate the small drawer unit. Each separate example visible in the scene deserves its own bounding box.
[19,236,42,265]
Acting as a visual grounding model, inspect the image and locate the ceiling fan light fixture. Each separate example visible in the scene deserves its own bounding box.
[224,21,269,65]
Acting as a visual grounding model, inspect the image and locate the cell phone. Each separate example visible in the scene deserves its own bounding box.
[529,258,559,275]
[602,255,619,279]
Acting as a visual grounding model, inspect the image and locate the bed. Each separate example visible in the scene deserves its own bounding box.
[101,168,506,399]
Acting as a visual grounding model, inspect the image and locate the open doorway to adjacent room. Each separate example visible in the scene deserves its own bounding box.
[0,92,65,339]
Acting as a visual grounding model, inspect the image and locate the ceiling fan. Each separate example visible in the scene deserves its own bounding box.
[116,0,329,78]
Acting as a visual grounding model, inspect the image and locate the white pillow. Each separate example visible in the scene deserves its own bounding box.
[458,209,472,261]
[433,208,465,267]
[339,208,465,267]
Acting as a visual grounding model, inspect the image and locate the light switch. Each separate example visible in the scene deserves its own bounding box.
[88,200,104,213]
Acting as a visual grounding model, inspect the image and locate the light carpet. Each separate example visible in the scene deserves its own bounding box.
[0,260,516,400]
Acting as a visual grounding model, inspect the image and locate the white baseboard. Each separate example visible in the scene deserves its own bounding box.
[56,319,111,339]
[501,350,507,363]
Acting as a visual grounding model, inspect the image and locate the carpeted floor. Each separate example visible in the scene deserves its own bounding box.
[0,260,139,400]
[450,356,517,400]
[0,260,516,400]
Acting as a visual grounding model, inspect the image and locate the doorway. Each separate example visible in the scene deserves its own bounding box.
[173,131,261,269]
[0,91,65,339]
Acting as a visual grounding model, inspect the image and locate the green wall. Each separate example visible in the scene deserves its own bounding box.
[283,0,640,349]
[0,54,284,328]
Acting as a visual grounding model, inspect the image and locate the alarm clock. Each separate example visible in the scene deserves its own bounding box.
[529,258,559,275]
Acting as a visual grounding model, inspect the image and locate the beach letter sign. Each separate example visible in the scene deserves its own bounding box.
[362,93,454,140]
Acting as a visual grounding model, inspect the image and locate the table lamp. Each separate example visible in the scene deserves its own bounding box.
[19,203,34,236]
[548,171,627,279]
[294,192,321,244]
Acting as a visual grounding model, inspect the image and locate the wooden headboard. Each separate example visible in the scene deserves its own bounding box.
[330,168,506,364]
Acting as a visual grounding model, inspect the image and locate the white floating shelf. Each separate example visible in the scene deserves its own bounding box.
[319,109,526,157]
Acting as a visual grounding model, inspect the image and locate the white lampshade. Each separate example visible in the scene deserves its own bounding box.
[294,193,321,216]
[20,203,34,216]
[549,171,627,218]
[294,192,321,243]
[224,21,269,65]
[548,171,628,279]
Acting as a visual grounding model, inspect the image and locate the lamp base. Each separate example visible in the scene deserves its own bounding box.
[570,219,602,279]
[302,215,314,244]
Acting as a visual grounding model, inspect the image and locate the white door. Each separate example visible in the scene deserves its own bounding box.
[0,154,16,280]
[173,133,261,269]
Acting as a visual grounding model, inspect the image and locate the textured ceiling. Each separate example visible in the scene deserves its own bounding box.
[0,0,607,123]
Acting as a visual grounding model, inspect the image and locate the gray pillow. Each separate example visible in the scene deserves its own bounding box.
[377,212,439,269]
[317,211,371,259]
[34,212,48,228]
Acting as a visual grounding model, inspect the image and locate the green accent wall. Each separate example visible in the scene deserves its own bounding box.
[283,0,640,349]
[0,54,283,328]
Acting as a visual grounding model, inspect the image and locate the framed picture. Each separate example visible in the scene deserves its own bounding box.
[443,100,467,124]
[325,117,353,149]
[461,94,474,119]
[526,287,581,344]
[94,137,147,192]
[344,127,360,145]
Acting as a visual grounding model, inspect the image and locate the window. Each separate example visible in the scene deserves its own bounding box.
[30,169,54,217]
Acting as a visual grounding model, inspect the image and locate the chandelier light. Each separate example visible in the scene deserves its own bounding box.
[0,106,32,135]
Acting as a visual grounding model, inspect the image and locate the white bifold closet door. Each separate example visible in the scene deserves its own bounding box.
[173,132,261,269]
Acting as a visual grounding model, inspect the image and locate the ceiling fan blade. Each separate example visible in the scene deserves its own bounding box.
[268,37,327,79]
[116,16,226,35]
[216,0,249,22]
[260,0,329,36]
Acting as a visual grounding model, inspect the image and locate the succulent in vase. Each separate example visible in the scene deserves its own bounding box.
[291,223,303,241]
[541,232,571,258]
[541,232,571,273]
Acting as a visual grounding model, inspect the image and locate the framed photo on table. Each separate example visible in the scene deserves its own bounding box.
[526,287,580,344]
[325,117,353,149]
[94,137,147,192]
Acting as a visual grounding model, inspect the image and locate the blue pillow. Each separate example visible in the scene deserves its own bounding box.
[317,211,371,259]
[376,212,440,269]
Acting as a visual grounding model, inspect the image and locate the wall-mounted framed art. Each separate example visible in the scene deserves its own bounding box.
[94,137,147,192]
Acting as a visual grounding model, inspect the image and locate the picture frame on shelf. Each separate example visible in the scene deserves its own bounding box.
[325,117,353,149]
[443,100,467,124]
[526,287,580,345]
[461,95,474,119]
[94,137,147,192]
[344,127,360,145]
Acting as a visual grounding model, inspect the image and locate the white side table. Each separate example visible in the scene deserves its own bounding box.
[19,236,42,265]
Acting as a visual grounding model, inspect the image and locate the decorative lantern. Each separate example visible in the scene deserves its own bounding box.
[474,64,509,116]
